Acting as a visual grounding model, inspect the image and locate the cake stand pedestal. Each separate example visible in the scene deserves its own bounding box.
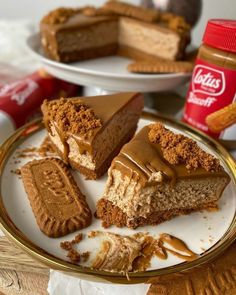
[27,32,190,116]
[26,33,192,94]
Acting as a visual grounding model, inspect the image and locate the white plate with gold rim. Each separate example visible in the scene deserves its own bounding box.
[0,112,235,284]
[26,33,191,92]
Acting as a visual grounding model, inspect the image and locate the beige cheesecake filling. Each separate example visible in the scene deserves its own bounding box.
[103,169,229,220]
[67,137,95,170]
[118,17,181,61]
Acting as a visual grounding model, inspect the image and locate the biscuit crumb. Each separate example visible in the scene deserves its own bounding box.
[10,168,21,175]
[60,233,85,264]
[44,98,102,136]
[41,7,80,25]
[72,233,83,244]
[14,137,57,161]
[16,147,38,158]
[88,231,98,238]
[60,241,73,251]
[81,251,90,262]
[38,136,57,157]
[67,249,81,263]
[148,122,222,172]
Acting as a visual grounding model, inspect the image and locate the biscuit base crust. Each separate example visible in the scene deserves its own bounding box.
[118,45,166,62]
[96,198,218,229]
[42,43,117,63]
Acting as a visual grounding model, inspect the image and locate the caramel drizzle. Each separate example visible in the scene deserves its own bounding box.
[133,236,157,271]
[158,234,198,261]
[114,127,176,186]
[112,126,227,188]
[133,233,198,272]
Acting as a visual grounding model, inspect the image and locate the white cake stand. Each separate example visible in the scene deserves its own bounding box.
[26,33,191,95]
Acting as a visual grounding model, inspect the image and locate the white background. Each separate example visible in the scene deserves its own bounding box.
[0,0,235,46]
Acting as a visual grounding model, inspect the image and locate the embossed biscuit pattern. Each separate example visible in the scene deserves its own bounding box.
[21,158,92,238]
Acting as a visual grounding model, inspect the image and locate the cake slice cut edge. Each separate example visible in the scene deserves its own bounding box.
[41,92,144,179]
[96,122,230,229]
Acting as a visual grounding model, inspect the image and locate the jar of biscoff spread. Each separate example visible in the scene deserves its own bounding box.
[183,19,236,139]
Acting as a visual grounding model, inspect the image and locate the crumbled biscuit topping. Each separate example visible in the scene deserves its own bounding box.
[45,98,102,136]
[72,233,83,244]
[67,249,81,263]
[168,16,191,34]
[41,7,80,25]
[38,136,57,157]
[148,122,222,172]
[60,233,90,264]
[60,241,73,251]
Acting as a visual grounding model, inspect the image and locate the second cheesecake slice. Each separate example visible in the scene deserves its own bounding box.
[41,92,143,179]
[96,122,230,228]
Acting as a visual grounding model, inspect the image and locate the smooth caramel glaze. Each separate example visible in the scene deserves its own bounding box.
[42,92,143,158]
[112,126,228,187]
[133,233,198,272]
[71,92,143,142]
[41,12,117,32]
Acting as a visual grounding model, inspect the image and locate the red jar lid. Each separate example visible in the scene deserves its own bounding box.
[203,19,236,53]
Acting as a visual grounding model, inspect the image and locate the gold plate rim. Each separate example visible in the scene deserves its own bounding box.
[0,112,235,284]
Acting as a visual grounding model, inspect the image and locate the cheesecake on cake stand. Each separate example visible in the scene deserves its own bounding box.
[27,1,192,95]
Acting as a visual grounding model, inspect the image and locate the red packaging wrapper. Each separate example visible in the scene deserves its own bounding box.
[0,69,79,128]
[183,20,236,140]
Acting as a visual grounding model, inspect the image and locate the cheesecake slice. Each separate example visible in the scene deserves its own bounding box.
[96,122,230,228]
[41,92,143,179]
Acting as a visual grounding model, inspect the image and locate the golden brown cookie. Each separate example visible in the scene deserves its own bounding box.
[206,102,236,133]
[128,60,193,73]
[103,0,159,23]
[21,158,92,238]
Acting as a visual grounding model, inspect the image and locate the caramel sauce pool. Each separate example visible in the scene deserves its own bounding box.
[159,233,199,261]
[134,233,198,271]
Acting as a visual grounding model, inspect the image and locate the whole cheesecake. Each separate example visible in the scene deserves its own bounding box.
[40,1,190,63]
[96,122,230,228]
[41,92,144,179]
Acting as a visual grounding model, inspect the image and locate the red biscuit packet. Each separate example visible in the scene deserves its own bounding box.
[0,68,79,128]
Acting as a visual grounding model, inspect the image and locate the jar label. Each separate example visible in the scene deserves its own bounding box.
[183,58,236,139]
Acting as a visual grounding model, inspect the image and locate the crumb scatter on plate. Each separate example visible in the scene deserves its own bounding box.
[60,231,198,272]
